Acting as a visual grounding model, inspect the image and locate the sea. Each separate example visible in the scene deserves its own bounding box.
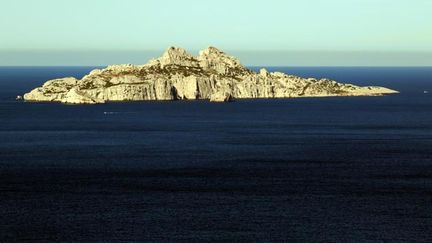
[0,66,431,242]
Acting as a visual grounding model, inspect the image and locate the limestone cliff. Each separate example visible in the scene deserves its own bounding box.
[23,47,398,104]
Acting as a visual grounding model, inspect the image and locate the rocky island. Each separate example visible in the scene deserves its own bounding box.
[23,47,398,104]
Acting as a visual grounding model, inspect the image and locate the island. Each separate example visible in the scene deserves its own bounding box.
[23,47,398,104]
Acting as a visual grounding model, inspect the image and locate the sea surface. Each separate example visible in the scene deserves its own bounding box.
[0,66,431,242]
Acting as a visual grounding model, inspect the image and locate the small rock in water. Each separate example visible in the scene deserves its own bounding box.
[16,95,23,100]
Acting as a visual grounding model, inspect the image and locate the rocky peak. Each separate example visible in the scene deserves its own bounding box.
[259,68,270,77]
[158,46,199,68]
[199,46,225,56]
[198,46,249,75]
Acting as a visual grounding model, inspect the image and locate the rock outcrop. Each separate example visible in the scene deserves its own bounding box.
[23,46,399,104]
[210,91,234,102]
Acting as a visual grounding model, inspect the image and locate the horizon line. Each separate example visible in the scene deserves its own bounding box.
[1,65,432,68]
[1,49,432,53]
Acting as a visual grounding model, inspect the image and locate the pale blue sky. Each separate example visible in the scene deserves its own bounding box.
[0,0,431,65]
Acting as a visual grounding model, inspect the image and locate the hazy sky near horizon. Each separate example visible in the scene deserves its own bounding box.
[1,0,431,65]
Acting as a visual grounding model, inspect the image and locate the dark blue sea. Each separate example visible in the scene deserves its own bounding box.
[0,67,432,242]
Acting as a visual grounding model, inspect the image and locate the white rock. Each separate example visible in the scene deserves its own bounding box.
[259,68,269,77]
[159,47,199,68]
[22,46,399,104]
[210,92,234,102]
[61,88,104,104]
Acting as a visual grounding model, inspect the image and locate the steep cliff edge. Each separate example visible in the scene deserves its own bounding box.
[23,47,398,104]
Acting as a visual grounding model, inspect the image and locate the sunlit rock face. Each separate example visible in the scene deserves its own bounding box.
[23,46,399,104]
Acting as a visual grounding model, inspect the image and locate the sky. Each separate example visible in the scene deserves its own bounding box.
[0,0,431,66]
